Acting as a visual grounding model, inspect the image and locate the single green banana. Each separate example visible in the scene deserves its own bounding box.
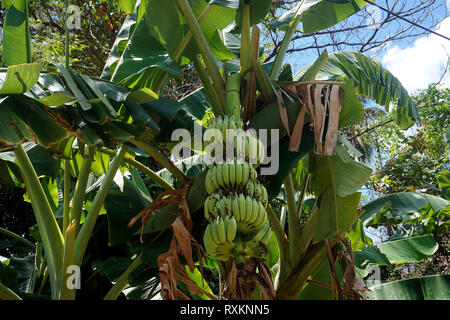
[221,116,229,142]
[238,193,246,224]
[260,226,272,244]
[204,224,219,253]
[244,196,254,224]
[232,195,241,223]
[234,134,245,161]
[242,163,250,185]
[211,166,220,190]
[227,117,237,142]
[249,135,259,165]
[229,162,236,187]
[217,218,227,243]
[257,139,265,165]
[210,221,222,245]
[246,180,255,197]
[249,198,260,225]
[222,163,230,187]
[244,134,250,161]
[253,202,266,230]
[235,162,243,186]
[226,216,237,242]
[262,185,268,208]
[250,166,257,181]
[216,164,225,188]
[204,200,211,221]
[205,169,215,194]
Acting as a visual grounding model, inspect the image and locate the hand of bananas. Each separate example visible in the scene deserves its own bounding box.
[203,116,272,263]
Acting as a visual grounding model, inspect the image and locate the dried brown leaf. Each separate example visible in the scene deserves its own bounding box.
[288,105,306,152]
[276,89,291,138]
[172,217,194,272]
[324,85,343,156]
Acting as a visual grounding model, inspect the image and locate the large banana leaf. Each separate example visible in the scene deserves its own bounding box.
[360,192,450,226]
[118,0,138,14]
[317,51,419,129]
[209,0,273,29]
[101,12,139,80]
[437,171,450,200]
[2,0,31,66]
[145,0,235,63]
[365,275,450,300]
[0,62,203,150]
[0,142,60,178]
[0,63,41,94]
[310,154,372,243]
[354,235,439,278]
[110,17,181,90]
[104,174,151,246]
[269,0,367,34]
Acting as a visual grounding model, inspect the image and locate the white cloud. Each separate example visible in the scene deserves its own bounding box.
[381,17,450,94]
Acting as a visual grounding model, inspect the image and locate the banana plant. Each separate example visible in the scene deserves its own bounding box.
[1,0,444,301]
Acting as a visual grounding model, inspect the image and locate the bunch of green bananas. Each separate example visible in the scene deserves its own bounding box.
[234,131,265,165]
[203,116,272,262]
[204,160,258,194]
[203,216,237,261]
[204,193,266,233]
[206,114,244,143]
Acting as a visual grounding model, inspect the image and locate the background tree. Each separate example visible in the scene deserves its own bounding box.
[0,0,126,76]
[262,0,446,65]
[350,84,450,284]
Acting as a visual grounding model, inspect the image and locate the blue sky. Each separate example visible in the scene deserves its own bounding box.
[285,0,450,95]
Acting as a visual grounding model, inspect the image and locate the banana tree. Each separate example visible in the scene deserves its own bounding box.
[1,0,444,300]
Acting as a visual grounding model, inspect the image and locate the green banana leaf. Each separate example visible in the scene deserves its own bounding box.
[268,0,366,34]
[360,192,450,226]
[365,275,450,300]
[310,154,372,243]
[437,171,450,200]
[317,51,419,130]
[145,0,235,63]
[104,174,151,246]
[354,235,439,278]
[0,63,41,94]
[110,17,181,90]
[118,0,138,14]
[101,12,139,80]
[2,0,31,66]
[209,0,273,29]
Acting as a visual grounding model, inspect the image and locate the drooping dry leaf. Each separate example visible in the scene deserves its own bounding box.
[339,239,369,300]
[221,261,238,300]
[130,181,213,300]
[288,104,306,152]
[276,89,291,138]
[324,238,342,300]
[313,84,326,154]
[254,259,276,300]
[324,85,343,156]
[278,81,344,155]
[157,238,179,300]
[172,217,194,272]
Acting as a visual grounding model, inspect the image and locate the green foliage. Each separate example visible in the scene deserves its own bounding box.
[365,86,449,196]
[0,0,443,301]
[366,275,450,300]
